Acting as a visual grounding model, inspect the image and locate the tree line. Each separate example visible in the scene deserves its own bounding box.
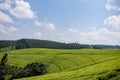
[0,39,120,51]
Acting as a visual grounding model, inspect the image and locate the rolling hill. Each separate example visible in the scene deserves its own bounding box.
[0,48,120,80]
[0,39,120,51]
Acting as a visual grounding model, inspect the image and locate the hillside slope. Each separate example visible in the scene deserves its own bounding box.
[17,58,120,80]
[0,48,120,80]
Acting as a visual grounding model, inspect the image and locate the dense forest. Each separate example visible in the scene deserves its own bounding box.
[0,39,120,51]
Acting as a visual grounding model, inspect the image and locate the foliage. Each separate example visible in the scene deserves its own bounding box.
[0,39,120,50]
[13,62,48,79]
[0,53,8,66]
[0,46,15,52]
[0,53,22,80]
[0,40,14,48]
[96,69,120,80]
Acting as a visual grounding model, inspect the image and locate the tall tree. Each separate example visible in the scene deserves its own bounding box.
[0,53,8,66]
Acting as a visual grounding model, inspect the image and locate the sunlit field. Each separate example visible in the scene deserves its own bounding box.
[0,48,120,80]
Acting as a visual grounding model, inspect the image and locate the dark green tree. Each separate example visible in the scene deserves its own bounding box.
[0,53,22,80]
[0,53,9,79]
[13,62,48,79]
[0,53,8,66]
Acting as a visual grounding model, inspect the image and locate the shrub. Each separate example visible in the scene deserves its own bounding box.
[12,62,48,79]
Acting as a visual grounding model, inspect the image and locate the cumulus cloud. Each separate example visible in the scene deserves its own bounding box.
[105,0,120,10]
[9,0,35,19]
[60,27,120,45]
[0,0,35,19]
[68,28,79,33]
[104,15,120,30]
[34,20,56,31]
[45,22,56,31]
[0,24,18,34]
[34,20,42,27]
[78,28,120,45]
[33,32,42,38]
[0,11,14,23]
[0,24,8,34]
[82,29,120,45]
[0,1,10,10]
[8,26,18,32]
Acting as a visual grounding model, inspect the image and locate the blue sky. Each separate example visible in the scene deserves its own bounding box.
[0,0,120,45]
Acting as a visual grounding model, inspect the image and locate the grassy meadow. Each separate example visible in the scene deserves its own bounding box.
[0,48,120,80]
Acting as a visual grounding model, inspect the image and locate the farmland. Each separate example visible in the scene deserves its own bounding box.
[0,48,120,80]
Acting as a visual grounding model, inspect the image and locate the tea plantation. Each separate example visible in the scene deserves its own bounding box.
[0,48,120,80]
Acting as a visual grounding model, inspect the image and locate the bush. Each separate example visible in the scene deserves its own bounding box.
[12,62,48,79]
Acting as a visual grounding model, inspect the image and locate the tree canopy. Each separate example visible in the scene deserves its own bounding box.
[0,39,120,51]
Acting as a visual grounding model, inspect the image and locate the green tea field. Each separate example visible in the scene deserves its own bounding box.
[0,48,120,80]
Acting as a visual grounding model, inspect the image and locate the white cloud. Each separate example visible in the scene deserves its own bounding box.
[0,0,15,10]
[0,24,8,34]
[104,15,120,30]
[0,11,14,23]
[0,24,18,34]
[58,27,120,45]
[8,26,18,32]
[9,0,35,19]
[0,2,10,10]
[68,28,79,33]
[78,28,120,45]
[45,22,56,31]
[33,32,42,38]
[34,20,42,27]
[34,20,56,31]
[105,0,120,10]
